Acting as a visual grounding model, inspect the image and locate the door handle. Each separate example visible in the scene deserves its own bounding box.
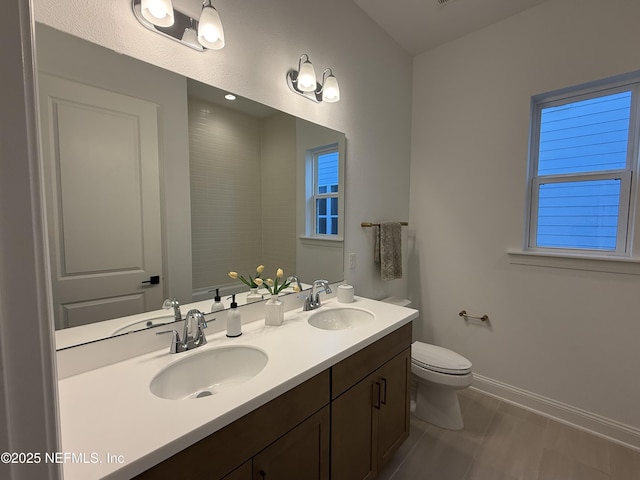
[141,275,160,285]
[380,377,387,405]
[374,381,381,410]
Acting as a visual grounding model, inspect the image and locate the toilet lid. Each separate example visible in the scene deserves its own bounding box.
[411,342,472,375]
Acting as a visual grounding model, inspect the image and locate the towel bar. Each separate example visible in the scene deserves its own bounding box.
[459,310,488,321]
[361,222,408,227]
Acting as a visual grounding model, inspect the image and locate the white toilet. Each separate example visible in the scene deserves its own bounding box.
[411,341,473,430]
[380,297,473,431]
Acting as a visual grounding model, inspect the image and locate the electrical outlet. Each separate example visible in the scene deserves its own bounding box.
[349,253,356,269]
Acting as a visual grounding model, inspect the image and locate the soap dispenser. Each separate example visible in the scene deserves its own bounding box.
[226,294,242,337]
[210,289,224,313]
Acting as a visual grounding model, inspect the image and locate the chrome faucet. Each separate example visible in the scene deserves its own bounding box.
[287,275,303,292]
[162,297,182,322]
[303,279,332,311]
[157,309,208,353]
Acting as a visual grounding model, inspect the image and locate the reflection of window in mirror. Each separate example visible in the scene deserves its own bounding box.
[308,145,340,237]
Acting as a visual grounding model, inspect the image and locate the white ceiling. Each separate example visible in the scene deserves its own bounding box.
[353,0,549,55]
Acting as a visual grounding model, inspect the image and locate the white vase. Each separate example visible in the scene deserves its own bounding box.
[264,294,284,326]
[247,287,262,303]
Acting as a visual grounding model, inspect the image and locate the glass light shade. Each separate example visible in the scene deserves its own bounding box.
[322,74,340,103]
[181,27,199,47]
[297,61,317,93]
[141,0,175,27]
[198,5,225,50]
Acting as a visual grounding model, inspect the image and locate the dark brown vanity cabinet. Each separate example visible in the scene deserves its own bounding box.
[331,324,412,480]
[252,406,330,479]
[376,350,411,466]
[136,322,411,480]
[221,407,330,480]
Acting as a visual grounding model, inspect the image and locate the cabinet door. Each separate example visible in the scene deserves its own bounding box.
[253,406,329,480]
[377,348,410,467]
[331,370,379,480]
[223,461,251,480]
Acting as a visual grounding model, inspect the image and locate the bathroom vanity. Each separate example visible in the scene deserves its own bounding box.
[57,297,417,480]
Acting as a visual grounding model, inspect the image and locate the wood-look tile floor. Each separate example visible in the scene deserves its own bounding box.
[378,389,640,480]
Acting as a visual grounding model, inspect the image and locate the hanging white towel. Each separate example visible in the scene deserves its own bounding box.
[374,222,402,281]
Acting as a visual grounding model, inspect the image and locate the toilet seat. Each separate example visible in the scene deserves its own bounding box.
[411,342,472,375]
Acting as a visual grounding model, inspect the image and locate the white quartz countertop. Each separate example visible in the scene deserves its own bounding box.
[58,296,417,479]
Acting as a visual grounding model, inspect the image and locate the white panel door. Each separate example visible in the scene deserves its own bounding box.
[38,73,164,329]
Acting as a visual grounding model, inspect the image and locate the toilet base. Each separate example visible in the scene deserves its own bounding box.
[413,380,465,430]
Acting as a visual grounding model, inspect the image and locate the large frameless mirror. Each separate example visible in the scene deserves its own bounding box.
[34,25,346,350]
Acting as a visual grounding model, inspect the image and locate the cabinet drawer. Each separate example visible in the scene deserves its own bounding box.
[332,323,411,399]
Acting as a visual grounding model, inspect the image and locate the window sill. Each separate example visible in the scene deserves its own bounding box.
[299,236,344,247]
[507,249,640,275]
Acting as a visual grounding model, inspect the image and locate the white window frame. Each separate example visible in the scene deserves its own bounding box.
[312,146,339,236]
[524,75,640,259]
[305,143,343,240]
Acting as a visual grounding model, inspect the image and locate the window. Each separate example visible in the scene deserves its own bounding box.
[526,76,640,256]
[302,139,344,244]
[312,147,339,236]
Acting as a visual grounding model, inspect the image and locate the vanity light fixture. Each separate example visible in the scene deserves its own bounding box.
[197,0,225,50]
[287,54,341,103]
[132,0,225,51]
[320,68,340,103]
[296,55,317,93]
[141,0,175,27]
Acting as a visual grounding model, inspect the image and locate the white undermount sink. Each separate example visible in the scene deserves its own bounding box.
[308,307,375,331]
[111,314,175,336]
[150,345,269,400]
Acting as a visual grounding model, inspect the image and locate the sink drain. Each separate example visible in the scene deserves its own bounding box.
[196,390,213,398]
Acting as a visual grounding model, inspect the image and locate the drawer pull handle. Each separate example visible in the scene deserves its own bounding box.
[380,377,387,405]
[259,470,267,479]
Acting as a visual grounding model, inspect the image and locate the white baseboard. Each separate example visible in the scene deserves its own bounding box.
[471,373,640,452]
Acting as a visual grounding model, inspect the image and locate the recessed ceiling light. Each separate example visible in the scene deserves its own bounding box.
[225,94,236,101]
